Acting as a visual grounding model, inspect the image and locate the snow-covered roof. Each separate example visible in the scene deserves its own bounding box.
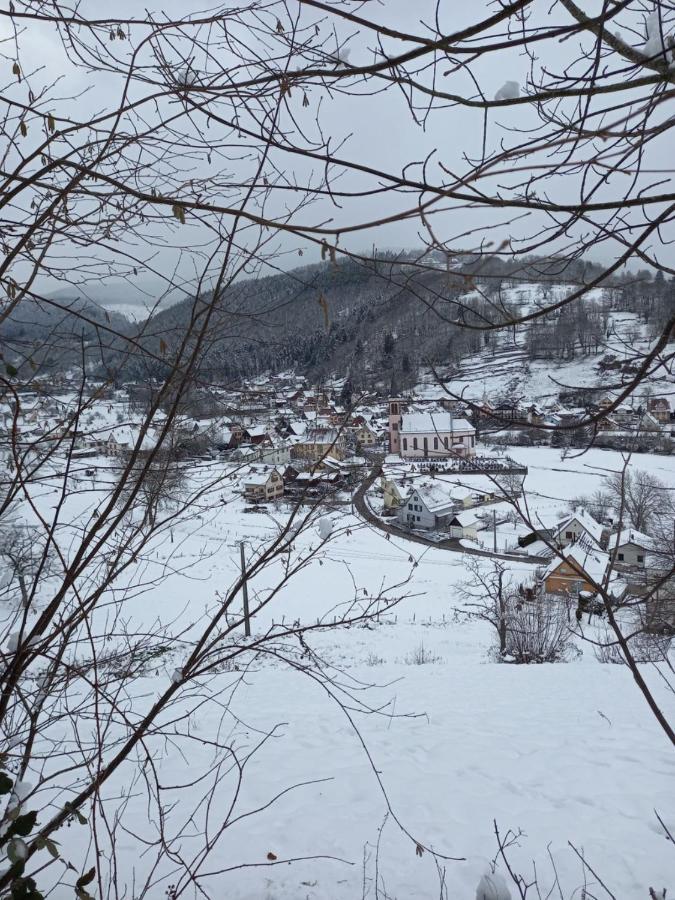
[400,412,474,435]
[544,541,609,584]
[410,483,458,514]
[243,467,279,487]
[247,425,268,438]
[607,528,654,552]
[555,508,604,544]
[452,510,480,527]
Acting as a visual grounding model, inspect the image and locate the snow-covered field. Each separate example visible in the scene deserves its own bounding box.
[3,446,674,898]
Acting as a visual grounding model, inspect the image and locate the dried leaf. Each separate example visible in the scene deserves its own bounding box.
[266,852,277,861]
[47,113,56,133]
[19,120,27,138]
[302,92,309,108]
[276,19,284,33]
[415,843,424,857]
[171,203,186,224]
[76,866,96,888]
[44,838,60,859]
[12,61,20,79]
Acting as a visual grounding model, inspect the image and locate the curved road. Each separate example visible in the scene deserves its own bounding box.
[352,466,539,565]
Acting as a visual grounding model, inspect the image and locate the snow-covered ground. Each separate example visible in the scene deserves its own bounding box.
[2,447,674,899]
[418,286,670,404]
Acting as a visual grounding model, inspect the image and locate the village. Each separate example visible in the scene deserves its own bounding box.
[4,370,674,635]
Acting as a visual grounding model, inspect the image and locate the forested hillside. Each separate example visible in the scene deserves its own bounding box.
[4,256,672,392]
[127,254,673,393]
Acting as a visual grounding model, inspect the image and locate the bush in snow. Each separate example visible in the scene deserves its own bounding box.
[594,627,672,665]
[502,599,575,664]
[403,642,442,665]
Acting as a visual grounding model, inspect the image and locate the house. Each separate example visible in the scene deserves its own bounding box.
[492,400,523,424]
[282,464,300,483]
[256,444,292,466]
[242,468,284,502]
[526,404,545,425]
[397,483,458,530]
[543,541,609,596]
[381,477,403,511]
[353,424,378,448]
[290,428,346,462]
[99,427,155,459]
[552,509,604,549]
[447,511,479,541]
[247,425,272,446]
[388,400,476,459]
[607,528,654,568]
[648,397,670,425]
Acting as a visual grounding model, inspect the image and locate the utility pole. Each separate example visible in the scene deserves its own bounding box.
[493,509,497,553]
[239,541,251,637]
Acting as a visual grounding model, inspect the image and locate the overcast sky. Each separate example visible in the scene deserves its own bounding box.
[2,1,671,308]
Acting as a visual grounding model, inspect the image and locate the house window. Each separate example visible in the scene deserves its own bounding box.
[402,438,407,450]
[443,436,448,449]
[637,554,644,563]
[416,515,420,522]
[423,437,428,453]
[434,437,438,450]
[458,436,463,443]
[617,552,624,561]
[392,422,398,431]
[391,403,398,415]
[413,438,418,450]
[408,503,413,510]
[471,437,475,447]
[565,531,573,539]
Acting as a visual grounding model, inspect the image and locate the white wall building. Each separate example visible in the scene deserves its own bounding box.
[388,400,476,459]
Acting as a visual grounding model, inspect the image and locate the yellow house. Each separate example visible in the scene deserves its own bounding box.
[381,477,403,510]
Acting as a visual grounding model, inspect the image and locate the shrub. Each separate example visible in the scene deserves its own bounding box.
[404,642,442,665]
[501,600,575,664]
[594,628,672,664]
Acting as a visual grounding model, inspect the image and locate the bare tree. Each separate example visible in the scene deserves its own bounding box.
[0,1,674,895]
[607,469,672,533]
[458,558,517,657]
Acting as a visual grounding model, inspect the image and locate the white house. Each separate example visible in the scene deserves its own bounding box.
[388,400,476,459]
[448,510,480,541]
[552,509,604,549]
[608,528,654,568]
[397,482,458,530]
[255,444,292,466]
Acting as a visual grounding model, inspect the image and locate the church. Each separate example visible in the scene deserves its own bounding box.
[388,398,476,459]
